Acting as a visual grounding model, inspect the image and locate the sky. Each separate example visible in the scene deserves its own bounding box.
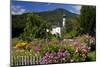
[11,1,81,15]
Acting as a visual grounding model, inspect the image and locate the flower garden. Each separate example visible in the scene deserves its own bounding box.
[11,34,96,65]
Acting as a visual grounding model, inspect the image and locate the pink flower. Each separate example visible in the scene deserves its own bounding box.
[34,47,41,53]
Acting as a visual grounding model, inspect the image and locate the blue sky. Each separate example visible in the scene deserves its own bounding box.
[11,1,81,15]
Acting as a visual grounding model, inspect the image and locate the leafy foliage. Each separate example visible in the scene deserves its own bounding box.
[80,6,96,36]
[62,16,81,38]
[12,14,27,37]
[19,13,51,41]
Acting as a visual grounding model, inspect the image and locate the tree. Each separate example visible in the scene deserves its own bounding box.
[20,13,51,41]
[12,14,27,37]
[80,6,96,36]
[62,16,81,38]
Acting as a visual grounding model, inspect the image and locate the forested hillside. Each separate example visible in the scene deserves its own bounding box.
[12,8,78,37]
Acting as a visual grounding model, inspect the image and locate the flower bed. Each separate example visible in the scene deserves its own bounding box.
[12,34,96,65]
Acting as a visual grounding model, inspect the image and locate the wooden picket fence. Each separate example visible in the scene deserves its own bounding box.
[11,55,42,66]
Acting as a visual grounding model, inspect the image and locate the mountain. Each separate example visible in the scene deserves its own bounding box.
[36,8,78,25]
[12,8,78,24]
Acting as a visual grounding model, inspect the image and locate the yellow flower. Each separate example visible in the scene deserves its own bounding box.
[15,41,28,49]
[21,41,28,46]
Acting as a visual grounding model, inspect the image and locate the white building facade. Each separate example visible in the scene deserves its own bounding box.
[47,15,66,36]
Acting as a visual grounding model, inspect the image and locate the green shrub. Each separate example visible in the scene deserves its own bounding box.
[87,51,96,61]
[66,45,76,54]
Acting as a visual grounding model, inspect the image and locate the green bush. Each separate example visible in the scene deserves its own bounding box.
[87,51,96,61]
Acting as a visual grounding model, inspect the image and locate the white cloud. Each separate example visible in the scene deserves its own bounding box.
[69,5,81,14]
[72,5,81,11]
[11,5,27,15]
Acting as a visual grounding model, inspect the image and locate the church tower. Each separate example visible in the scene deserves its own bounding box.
[62,14,66,27]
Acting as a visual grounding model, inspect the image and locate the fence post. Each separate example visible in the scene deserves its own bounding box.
[30,56,32,65]
[36,56,37,64]
[19,56,21,66]
[21,56,24,66]
[15,56,17,66]
[26,56,28,65]
[28,56,29,65]
[33,56,35,64]
[24,56,26,66]
[16,56,18,66]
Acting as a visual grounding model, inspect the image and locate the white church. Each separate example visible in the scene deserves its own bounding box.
[46,14,66,36]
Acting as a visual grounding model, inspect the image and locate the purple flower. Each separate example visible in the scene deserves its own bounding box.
[40,56,49,64]
[57,51,66,58]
